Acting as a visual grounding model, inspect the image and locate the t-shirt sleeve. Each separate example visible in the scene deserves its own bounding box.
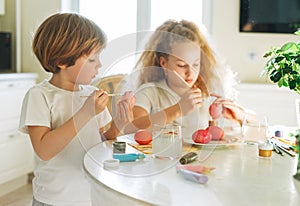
[134,87,154,113]
[19,87,51,134]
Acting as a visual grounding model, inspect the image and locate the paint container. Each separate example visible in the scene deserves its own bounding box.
[113,141,126,153]
[179,152,198,164]
[258,142,273,157]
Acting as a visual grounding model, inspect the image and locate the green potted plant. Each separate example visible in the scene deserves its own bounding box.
[262,31,300,182]
[262,33,300,94]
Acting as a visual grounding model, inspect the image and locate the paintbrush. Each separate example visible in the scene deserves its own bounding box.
[80,93,123,98]
[275,144,296,157]
[272,142,284,156]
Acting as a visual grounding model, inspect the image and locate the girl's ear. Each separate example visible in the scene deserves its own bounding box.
[159,56,167,68]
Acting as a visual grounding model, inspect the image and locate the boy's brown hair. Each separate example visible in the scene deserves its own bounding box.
[32,13,107,73]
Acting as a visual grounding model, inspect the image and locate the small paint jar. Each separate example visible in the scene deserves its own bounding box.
[258,142,273,157]
[113,141,126,153]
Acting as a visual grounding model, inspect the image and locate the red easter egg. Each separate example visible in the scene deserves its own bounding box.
[209,102,223,119]
[192,129,212,144]
[207,125,224,141]
[134,130,152,145]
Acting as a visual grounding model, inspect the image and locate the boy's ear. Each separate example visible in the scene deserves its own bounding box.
[57,64,68,70]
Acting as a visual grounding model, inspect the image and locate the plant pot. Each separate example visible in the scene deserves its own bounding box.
[293,171,300,193]
[294,163,300,181]
[294,132,300,183]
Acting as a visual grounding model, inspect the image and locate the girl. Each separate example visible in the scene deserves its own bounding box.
[124,19,253,138]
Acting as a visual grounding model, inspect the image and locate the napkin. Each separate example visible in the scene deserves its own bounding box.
[176,165,215,174]
[127,143,152,154]
[127,142,199,154]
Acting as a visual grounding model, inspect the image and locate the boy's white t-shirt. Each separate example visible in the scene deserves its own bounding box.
[19,80,112,206]
[134,80,210,139]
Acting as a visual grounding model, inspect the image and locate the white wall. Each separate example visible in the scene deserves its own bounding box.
[236,84,299,127]
[15,0,300,84]
[20,0,61,82]
[211,0,300,83]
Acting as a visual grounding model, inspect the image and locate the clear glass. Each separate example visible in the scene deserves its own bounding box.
[152,123,182,159]
[241,115,269,144]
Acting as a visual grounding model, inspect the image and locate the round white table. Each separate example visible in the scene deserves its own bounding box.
[83,135,300,206]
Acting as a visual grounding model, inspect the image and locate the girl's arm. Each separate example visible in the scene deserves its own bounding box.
[28,90,108,161]
[123,87,203,133]
[129,104,181,130]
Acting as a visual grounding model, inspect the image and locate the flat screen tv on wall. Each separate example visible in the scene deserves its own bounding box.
[240,0,300,33]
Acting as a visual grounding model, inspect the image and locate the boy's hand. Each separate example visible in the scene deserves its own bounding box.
[113,91,135,133]
[82,89,108,117]
[121,91,136,109]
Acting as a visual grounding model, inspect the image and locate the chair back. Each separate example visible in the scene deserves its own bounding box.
[93,74,127,116]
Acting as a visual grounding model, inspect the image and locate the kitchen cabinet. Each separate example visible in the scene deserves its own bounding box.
[0,73,37,187]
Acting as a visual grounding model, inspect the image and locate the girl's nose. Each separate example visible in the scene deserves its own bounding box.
[185,66,193,75]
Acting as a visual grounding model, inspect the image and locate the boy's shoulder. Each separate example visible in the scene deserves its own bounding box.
[26,80,49,93]
[28,81,98,93]
[27,80,59,94]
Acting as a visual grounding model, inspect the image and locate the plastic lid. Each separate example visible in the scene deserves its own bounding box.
[103,159,120,169]
[258,143,273,150]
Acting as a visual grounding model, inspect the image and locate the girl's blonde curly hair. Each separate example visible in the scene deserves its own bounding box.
[134,19,236,98]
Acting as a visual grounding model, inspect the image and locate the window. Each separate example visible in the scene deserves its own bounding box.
[78,0,205,77]
[79,0,137,42]
[150,0,203,30]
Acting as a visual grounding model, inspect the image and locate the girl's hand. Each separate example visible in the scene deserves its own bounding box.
[219,100,244,121]
[178,87,203,116]
[210,93,256,124]
[81,89,109,117]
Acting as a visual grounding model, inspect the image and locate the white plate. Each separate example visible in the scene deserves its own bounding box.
[184,134,242,146]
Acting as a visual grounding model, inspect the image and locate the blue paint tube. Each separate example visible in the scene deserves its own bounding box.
[113,153,146,162]
[177,169,208,184]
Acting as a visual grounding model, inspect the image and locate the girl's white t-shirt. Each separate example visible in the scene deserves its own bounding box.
[134,80,210,139]
[19,80,112,206]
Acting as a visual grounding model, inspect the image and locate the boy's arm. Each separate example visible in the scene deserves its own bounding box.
[28,90,108,161]
[102,120,119,140]
[28,109,93,161]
